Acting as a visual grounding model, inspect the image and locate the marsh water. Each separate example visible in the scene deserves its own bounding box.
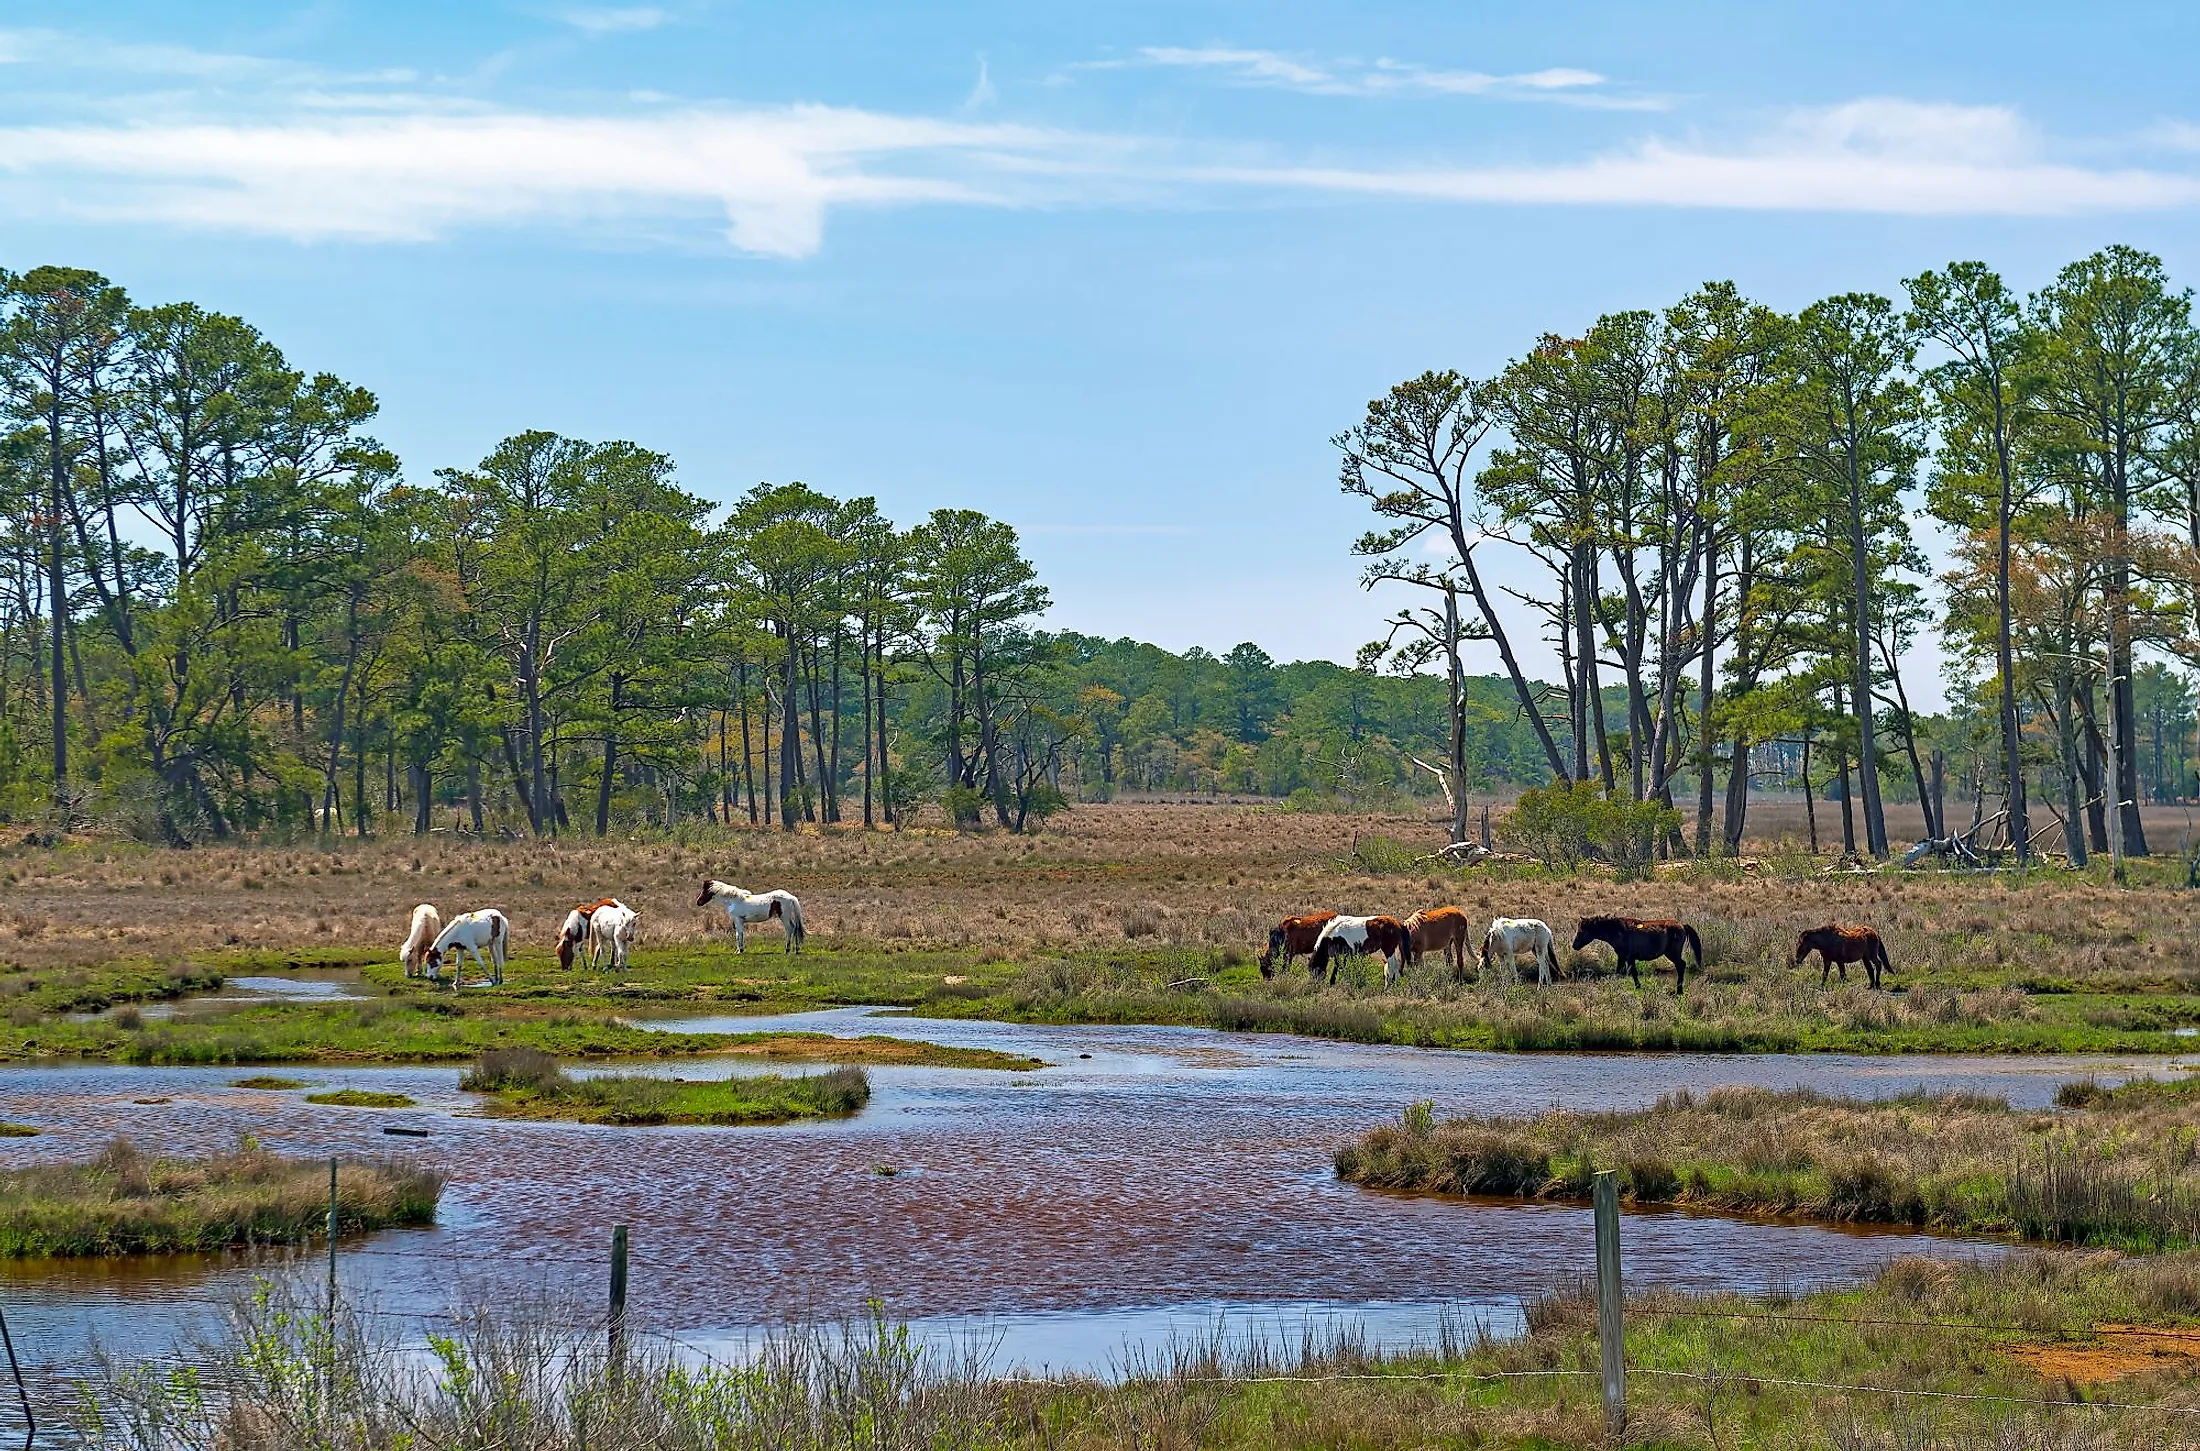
[0,994,2185,1382]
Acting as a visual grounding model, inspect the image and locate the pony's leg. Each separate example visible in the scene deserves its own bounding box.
[1821,955,1831,988]
[733,916,746,953]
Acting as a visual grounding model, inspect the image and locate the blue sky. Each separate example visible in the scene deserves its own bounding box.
[3,2,2198,707]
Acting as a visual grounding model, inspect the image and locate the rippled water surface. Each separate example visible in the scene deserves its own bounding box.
[0,1006,2183,1377]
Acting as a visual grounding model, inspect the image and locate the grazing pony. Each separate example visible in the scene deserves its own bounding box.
[557,898,622,969]
[1403,906,1475,980]
[588,901,640,973]
[1260,911,1338,978]
[1478,918,1558,987]
[1310,915,1411,988]
[424,909,509,987]
[1794,924,1892,989]
[1572,914,1702,994]
[398,904,442,979]
[696,881,806,954]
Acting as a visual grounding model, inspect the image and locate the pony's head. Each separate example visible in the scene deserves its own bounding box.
[1791,930,1819,968]
[1259,926,1284,978]
[695,881,722,908]
[1570,920,1597,952]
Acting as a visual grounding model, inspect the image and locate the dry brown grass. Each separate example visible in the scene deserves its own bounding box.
[1,803,2197,1001]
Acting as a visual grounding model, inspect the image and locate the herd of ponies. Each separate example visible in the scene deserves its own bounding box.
[1262,908,1894,994]
[386,874,1890,998]
[395,880,805,988]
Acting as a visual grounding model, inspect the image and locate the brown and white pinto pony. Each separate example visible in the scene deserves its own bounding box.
[399,904,441,979]
[423,909,509,988]
[1572,914,1702,995]
[1260,911,1338,978]
[1403,906,1474,980]
[696,881,805,953]
[557,898,622,969]
[1794,924,1892,989]
[1310,915,1411,988]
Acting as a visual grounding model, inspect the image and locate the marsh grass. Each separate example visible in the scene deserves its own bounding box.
[1339,1079,2200,1250]
[304,1090,415,1108]
[0,1140,441,1256]
[460,1046,870,1126]
[69,1252,2200,1449]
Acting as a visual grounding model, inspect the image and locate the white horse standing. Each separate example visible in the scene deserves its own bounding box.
[589,901,639,972]
[696,881,805,953]
[399,904,442,979]
[1479,917,1558,988]
[425,909,510,987]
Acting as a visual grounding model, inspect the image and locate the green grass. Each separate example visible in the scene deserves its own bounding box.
[230,1075,312,1090]
[83,1246,2200,1448]
[304,1089,415,1108]
[0,1124,36,1138]
[458,1046,869,1126]
[0,1139,441,1256]
[1338,1077,2200,1250]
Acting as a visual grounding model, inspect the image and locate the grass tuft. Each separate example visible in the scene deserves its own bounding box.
[304,1089,415,1108]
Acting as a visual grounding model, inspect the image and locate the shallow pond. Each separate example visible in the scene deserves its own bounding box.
[0,1008,2184,1384]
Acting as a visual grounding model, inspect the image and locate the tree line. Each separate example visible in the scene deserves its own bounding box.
[1340,246,2200,863]
[0,263,1560,842]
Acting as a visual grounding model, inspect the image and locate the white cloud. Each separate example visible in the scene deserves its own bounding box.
[0,79,2190,258]
[1102,46,1651,106]
[0,108,1083,257]
[964,55,996,110]
[1213,99,2200,216]
[559,7,668,35]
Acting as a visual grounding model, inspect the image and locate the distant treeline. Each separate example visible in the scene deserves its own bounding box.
[0,263,1558,841]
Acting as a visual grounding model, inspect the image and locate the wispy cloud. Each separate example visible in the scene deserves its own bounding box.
[0,35,2192,259]
[558,6,669,35]
[963,54,996,110]
[1090,46,1657,107]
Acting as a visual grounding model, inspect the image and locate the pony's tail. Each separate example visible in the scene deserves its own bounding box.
[784,898,805,950]
[1873,935,1892,975]
[1683,923,1704,970]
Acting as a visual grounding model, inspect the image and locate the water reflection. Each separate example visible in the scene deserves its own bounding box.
[0,1009,2181,1378]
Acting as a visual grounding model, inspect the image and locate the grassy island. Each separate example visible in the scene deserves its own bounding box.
[1337,1076,2200,1250]
[460,1047,871,1126]
[0,1139,441,1257]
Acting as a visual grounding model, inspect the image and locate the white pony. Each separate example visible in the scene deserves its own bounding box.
[1479,917,1558,988]
[398,904,442,979]
[695,881,805,953]
[556,898,622,969]
[588,901,639,972]
[424,909,509,987]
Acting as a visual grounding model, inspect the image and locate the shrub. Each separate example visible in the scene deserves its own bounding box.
[1499,782,1680,878]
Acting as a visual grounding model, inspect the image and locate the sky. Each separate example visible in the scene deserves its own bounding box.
[2,2,2198,711]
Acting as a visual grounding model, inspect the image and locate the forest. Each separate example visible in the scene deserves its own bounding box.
[1341,247,2200,862]
[2,247,2198,850]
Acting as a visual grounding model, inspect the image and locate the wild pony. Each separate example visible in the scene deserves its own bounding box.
[1794,924,1892,989]
[1403,906,1474,980]
[398,904,442,979]
[424,909,509,987]
[588,901,640,973]
[557,898,622,969]
[1260,911,1338,978]
[1572,914,1702,994]
[1310,915,1411,988]
[696,881,806,954]
[1478,917,1558,987]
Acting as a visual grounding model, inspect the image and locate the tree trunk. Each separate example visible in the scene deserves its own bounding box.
[2056,675,2088,865]
[410,761,432,836]
[1837,748,1857,856]
[1453,543,1569,782]
[1695,524,1718,853]
[737,656,757,824]
[596,730,616,836]
[778,626,800,831]
[1845,442,1889,858]
[1801,735,1818,855]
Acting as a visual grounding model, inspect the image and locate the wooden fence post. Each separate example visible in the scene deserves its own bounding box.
[609,1225,629,1384]
[1593,1169,1625,1439]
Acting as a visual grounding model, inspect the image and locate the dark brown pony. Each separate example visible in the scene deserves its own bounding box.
[1403,906,1474,980]
[1261,911,1338,978]
[1794,924,1892,989]
[1571,914,1702,994]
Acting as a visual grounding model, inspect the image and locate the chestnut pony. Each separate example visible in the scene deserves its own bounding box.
[1571,914,1702,994]
[1794,924,1892,989]
[1403,906,1474,980]
[1260,911,1338,978]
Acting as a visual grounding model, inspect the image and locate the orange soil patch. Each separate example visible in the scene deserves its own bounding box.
[2008,1324,2200,1384]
